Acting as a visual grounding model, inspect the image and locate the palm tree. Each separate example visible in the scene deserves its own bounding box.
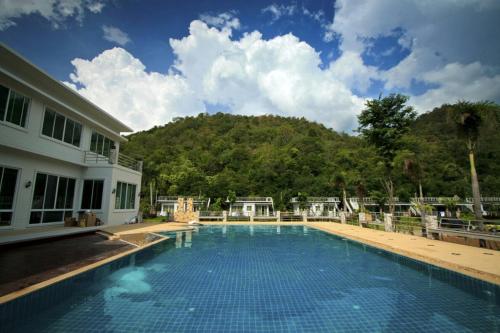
[448,101,493,221]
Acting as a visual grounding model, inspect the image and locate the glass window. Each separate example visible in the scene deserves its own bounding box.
[30,173,75,224]
[53,114,65,140]
[72,123,82,147]
[63,119,74,145]
[2,88,30,128]
[42,109,82,147]
[0,85,8,121]
[115,181,136,209]
[81,179,103,210]
[65,179,75,209]
[0,167,19,226]
[42,109,55,136]
[32,173,46,209]
[90,131,114,157]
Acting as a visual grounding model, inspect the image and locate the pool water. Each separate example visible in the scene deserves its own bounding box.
[4,225,500,332]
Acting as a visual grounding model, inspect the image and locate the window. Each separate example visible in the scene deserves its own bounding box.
[0,84,30,128]
[0,166,19,226]
[90,131,114,158]
[115,181,136,209]
[81,180,104,210]
[30,173,75,224]
[41,108,82,147]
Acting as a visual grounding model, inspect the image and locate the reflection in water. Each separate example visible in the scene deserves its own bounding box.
[277,226,280,234]
[185,231,192,248]
[222,226,227,236]
[250,226,254,236]
[303,226,308,235]
[175,232,183,248]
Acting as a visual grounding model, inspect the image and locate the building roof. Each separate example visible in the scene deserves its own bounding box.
[0,43,133,137]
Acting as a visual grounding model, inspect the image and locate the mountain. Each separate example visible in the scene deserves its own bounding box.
[120,109,500,210]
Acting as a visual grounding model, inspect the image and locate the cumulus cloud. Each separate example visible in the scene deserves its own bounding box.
[65,47,204,131]
[199,11,240,31]
[67,20,365,132]
[0,0,105,30]
[65,2,500,132]
[326,0,500,112]
[102,25,131,45]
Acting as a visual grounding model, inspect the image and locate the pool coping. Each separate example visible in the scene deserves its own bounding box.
[0,226,193,305]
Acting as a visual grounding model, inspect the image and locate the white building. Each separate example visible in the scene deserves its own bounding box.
[0,44,142,230]
[228,197,274,217]
[157,196,206,216]
[291,197,340,216]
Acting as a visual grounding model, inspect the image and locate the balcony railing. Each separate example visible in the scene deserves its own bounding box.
[84,151,142,172]
[233,197,273,202]
[291,197,340,203]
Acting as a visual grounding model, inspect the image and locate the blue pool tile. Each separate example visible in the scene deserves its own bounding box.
[1,225,499,332]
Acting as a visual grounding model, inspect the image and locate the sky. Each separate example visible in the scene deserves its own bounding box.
[1,0,499,133]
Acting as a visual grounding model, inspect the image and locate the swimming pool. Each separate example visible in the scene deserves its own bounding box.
[1,225,499,332]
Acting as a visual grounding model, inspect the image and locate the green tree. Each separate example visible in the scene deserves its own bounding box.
[358,94,417,214]
[447,101,494,220]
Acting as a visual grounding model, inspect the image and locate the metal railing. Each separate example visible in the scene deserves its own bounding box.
[438,218,500,235]
[290,197,340,203]
[84,151,110,164]
[117,153,142,172]
[157,196,179,201]
[233,197,273,202]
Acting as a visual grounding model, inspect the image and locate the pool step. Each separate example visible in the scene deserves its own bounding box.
[95,230,120,241]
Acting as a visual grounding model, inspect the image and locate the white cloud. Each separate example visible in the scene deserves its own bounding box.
[325,0,500,112]
[262,3,297,22]
[199,11,240,31]
[67,20,365,132]
[0,0,105,30]
[65,47,204,131]
[102,25,131,45]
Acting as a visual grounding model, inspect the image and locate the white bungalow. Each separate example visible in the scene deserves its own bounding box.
[291,197,340,216]
[228,197,274,217]
[0,44,142,230]
[157,196,206,216]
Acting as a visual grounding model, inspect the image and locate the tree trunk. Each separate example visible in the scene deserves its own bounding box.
[342,188,347,212]
[469,149,483,222]
[383,178,395,215]
[418,181,423,201]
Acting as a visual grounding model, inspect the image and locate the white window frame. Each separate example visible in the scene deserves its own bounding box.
[0,85,31,130]
[29,171,77,225]
[0,165,20,229]
[40,107,82,149]
[114,181,137,211]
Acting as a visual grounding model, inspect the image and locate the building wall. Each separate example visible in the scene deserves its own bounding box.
[0,55,142,230]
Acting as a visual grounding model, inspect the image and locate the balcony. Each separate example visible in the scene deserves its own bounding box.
[84,150,142,172]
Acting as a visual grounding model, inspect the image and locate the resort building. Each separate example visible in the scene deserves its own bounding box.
[228,197,274,217]
[291,197,340,216]
[0,44,142,230]
[157,196,207,216]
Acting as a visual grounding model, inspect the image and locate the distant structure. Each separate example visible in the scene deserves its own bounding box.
[228,197,274,217]
[157,196,206,217]
[291,197,340,216]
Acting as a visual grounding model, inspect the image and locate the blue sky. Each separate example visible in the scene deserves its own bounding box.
[1,0,499,132]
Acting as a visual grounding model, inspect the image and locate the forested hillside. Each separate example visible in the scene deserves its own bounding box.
[120,108,500,210]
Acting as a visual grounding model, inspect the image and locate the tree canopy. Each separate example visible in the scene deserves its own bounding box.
[120,105,500,211]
